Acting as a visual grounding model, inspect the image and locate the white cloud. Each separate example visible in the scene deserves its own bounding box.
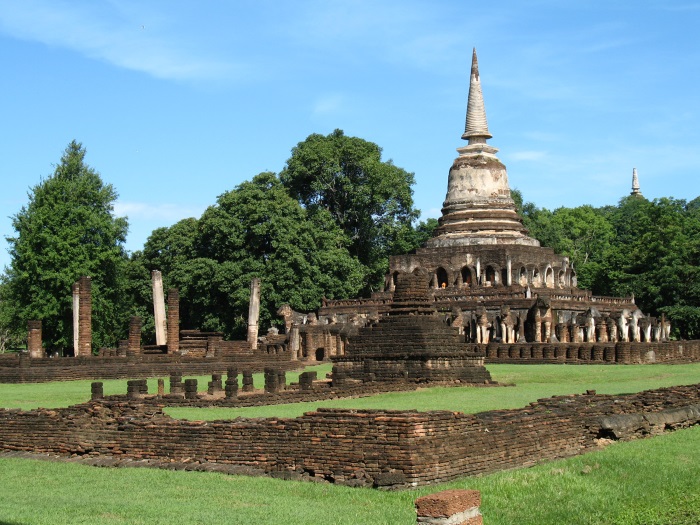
[114,201,204,222]
[0,0,240,81]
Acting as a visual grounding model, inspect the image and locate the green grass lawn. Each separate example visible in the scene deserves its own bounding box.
[0,425,698,524]
[1,363,699,524]
[0,364,330,411]
[166,363,700,420]
[3,363,699,418]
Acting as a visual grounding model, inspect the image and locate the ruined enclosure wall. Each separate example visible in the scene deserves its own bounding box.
[1,384,698,488]
[0,353,298,383]
[482,340,700,365]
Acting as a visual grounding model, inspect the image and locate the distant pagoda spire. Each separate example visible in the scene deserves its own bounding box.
[630,167,643,197]
[461,48,492,143]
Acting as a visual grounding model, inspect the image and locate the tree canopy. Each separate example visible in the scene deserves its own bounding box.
[136,172,367,339]
[520,193,700,339]
[280,129,420,292]
[3,141,129,352]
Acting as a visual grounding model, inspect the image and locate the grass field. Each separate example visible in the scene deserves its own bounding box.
[0,365,329,411]
[2,363,699,416]
[166,363,700,420]
[0,363,699,524]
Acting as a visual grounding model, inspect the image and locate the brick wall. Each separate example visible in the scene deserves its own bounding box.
[483,340,700,365]
[1,384,698,488]
[0,353,298,383]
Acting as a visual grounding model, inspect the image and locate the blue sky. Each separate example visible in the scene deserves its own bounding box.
[1,1,699,271]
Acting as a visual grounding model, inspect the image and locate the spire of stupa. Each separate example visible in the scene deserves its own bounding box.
[427,49,539,248]
[462,48,492,143]
[630,168,642,197]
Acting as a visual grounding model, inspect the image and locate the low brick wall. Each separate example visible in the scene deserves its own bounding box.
[101,379,430,408]
[0,353,298,383]
[483,340,700,365]
[1,384,698,488]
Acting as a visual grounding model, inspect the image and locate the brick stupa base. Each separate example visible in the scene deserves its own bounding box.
[333,268,492,385]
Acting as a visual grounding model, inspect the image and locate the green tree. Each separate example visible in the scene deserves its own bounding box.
[280,129,419,292]
[589,195,700,338]
[4,141,129,352]
[0,278,23,352]
[142,173,366,338]
[547,206,614,290]
[517,195,558,249]
[125,217,201,342]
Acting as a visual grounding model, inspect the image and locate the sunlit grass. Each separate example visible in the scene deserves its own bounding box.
[0,364,329,411]
[165,363,700,420]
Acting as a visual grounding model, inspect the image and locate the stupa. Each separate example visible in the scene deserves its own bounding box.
[387,49,574,297]
[298,49,668,365]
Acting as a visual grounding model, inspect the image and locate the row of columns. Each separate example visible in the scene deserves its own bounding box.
[27,273,262,357]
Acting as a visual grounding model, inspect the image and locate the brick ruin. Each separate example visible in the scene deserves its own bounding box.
[278,48,687,366]
[333,268,492,385]
[1,52,700,498]
[72,276,92,357]
[1,272,300,383]
[1,382,698,488]
[415,490,483,525]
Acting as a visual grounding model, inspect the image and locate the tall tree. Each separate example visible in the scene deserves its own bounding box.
[142,172,366,338]
[4,141,129,352]
[280,129,419,292]
[547,206,615,290]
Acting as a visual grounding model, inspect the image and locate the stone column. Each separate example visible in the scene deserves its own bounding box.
[544,321,552,343]
[607,318,618,342]
[91,382,104,401]
[556,322,568,343]
[586,316,595,342]
[128,316,142,356]
[534,311,542,343]
[289,323,300,360]
[225,368,238,399]
[72,282,80,356]
[264,368,279,393]
[77,276,92,357]
[169,372,184,395]
[242,370,254,392]
[184,379,198,400]
[207,374,223,395]
[166,288,180,353]
[152,270,167,346]
[247,278,261,350]
[27,320,43,358]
